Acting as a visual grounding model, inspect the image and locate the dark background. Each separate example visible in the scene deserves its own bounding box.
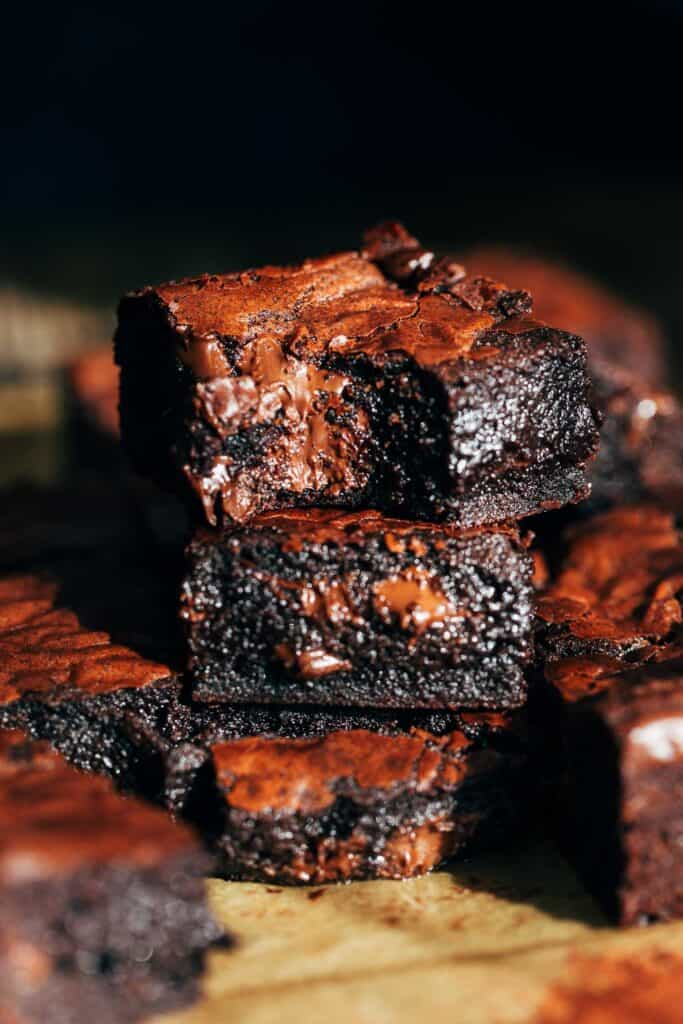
[3,0,682,350]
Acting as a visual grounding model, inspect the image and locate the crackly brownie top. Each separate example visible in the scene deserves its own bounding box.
[537,506,683,699]
[123,222,541,376]
[464,246,667,389]
[0,730,197,882]
[211,726,502,815]
[0,575,173,708]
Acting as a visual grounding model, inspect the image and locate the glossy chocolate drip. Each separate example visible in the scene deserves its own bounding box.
[188,333,370,524]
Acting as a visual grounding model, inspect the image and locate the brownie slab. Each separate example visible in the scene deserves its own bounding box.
[182,509,535,708]
[535,505,683,698]
[558,658,683,925]
[0,729,226,1023]
[116,223,599,528]
[134,701,529,885]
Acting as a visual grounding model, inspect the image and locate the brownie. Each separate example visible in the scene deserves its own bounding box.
[464,247,683,511]
[115,222,599,528]
[555,657,683,925]
[0,571,181,797]
[0,567,531,886]
[535,505,683,698]
[0,729,226,1024]
[131,700,529,885]
[182,508,535,709]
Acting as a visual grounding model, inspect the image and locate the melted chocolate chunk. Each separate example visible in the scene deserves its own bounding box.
[182,509,534,708]
[116,224,599,527]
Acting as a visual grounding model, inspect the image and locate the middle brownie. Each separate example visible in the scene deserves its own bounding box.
[182,509,534,708]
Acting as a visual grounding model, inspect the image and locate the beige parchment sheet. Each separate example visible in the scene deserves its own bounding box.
[155,838,683,1024]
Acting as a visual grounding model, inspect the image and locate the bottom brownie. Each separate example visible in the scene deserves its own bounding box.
[0,729,228,1024]
[128,701,530,885]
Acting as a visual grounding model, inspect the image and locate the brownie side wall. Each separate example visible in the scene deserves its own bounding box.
[441,329,598,523]
[185,529,534,708]
[620,816,683,925]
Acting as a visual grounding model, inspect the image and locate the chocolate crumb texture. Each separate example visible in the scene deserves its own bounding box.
[182,508,535,708]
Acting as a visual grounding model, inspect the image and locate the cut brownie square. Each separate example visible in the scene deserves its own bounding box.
[0,571,181,797]
[464,247,683,512]
[558,657,683,925]
[535,505,683,698]
[129,701,529,884]
[115,223,599,528]
[182,509,535,709]
[0,729,227,1023]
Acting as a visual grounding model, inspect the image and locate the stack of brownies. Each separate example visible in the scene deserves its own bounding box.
[109,220,600,884]
[4,217,683,1024]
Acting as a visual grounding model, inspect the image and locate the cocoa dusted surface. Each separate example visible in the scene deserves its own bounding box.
[536,505,683,701]
[182,509,535,708]
[0,729,226,1024]
[116,222,599,528]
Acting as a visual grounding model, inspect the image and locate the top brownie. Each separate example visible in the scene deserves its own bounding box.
[116,223,600,527]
